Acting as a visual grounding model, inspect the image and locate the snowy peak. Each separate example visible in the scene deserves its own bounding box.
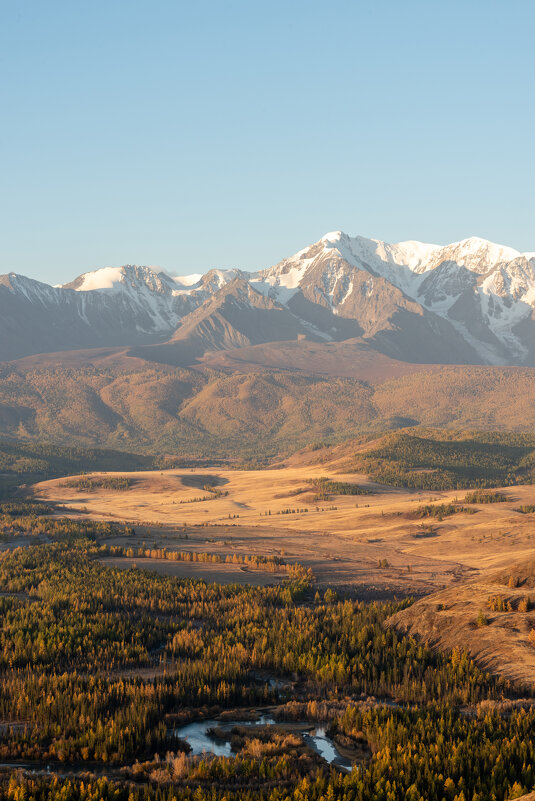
[65,264,245,297]
[197,268,246,294]
[64,264,177,295]
[165,268,244,296]
[1,230,535,366]
[432,237,524,273]
[0,272,68,303]
[254,230,535,364]
[316,231,442,274]
[172,273,203,289]
[65,266,127,291]
[296,231,531,277]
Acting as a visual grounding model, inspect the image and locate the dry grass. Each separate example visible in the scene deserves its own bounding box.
[386,557,535,687]
[30,453,535,683]
[99,557,285,586]
[30,456,535,599]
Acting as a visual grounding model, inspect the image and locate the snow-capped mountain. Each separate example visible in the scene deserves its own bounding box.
[250,232,535,365]
[1,232,535,365]
[0,265,242,361]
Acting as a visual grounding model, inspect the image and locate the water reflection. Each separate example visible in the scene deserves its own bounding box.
[303,726,352,770]
[173,717,352,770]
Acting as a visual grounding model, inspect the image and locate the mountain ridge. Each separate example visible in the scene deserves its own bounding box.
[2,230,535,365]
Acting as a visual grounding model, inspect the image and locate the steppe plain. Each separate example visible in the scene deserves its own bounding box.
[27,441,535,689]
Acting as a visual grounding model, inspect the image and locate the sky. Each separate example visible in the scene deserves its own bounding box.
[1,0,534,284]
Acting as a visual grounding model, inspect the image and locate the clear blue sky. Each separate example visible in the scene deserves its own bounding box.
[1,0,534,284]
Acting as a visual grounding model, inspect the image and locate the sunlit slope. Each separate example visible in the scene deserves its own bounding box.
[387,557,535,687]
[31,454,535,597]
[2,356,535,458]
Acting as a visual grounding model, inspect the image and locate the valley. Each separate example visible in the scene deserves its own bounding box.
[2,426,535,800]
[4,0,533,794]
[3,232,535,800]
[28,463,535,596]
[23,437,535,688]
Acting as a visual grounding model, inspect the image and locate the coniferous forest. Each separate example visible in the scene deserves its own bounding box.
[3,0,534,797]
[0,500,533,801]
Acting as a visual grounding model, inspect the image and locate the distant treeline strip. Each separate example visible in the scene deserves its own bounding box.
[0,500,132,541]
[61,476,133,491]
[309,477,372,501]
[100,544,309,577]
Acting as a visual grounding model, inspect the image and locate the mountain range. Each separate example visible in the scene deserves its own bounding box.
[2,231,535,366]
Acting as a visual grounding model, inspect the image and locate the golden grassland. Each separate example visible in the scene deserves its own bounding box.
[29,441,535,685]
[386,564,535,687]
[30,456,535,596]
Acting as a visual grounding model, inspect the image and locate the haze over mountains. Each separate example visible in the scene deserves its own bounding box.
[2,231,535,366]
[3,230,535,459]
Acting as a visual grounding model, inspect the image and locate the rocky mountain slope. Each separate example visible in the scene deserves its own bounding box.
[253,232,535,365]
[0,266,241,361]
[1,231,534,364]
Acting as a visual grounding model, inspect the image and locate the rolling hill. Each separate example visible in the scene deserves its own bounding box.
[2,347,535,460]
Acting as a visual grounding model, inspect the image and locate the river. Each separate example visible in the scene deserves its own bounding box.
[172,716,353,771]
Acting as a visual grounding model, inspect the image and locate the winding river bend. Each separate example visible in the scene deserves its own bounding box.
[0,716,355,778]
[172,716,353,771]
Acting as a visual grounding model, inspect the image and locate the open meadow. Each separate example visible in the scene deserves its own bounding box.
[30,455,535,599]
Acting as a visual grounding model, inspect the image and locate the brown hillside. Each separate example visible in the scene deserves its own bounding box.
[200,339,434,381]
[3,348,535,457]
[386,558,535,688]
[374,365,535,429]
